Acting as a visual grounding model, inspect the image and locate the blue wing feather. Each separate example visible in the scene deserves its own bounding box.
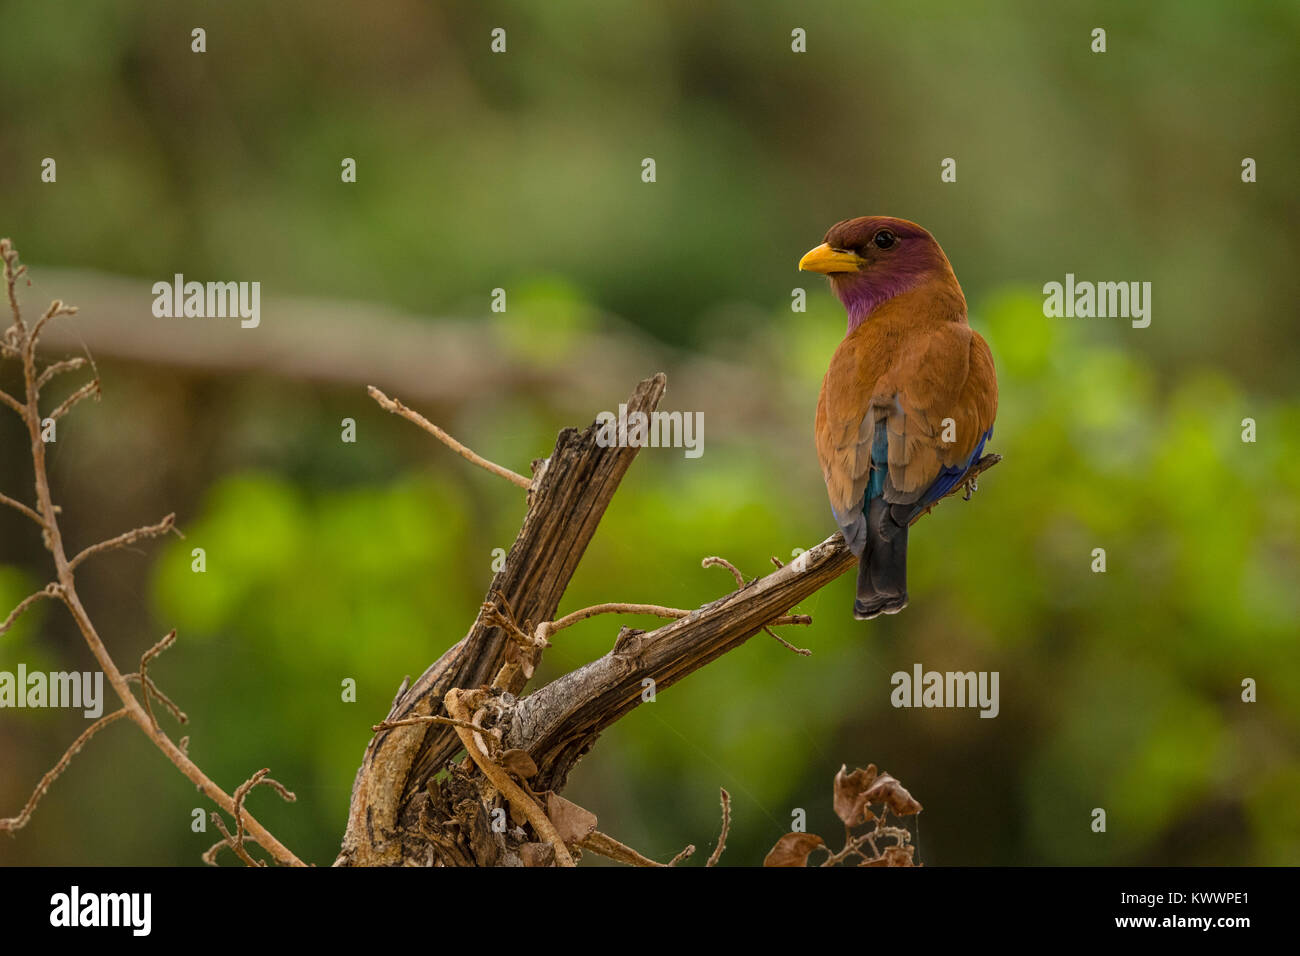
[861,424,993,520]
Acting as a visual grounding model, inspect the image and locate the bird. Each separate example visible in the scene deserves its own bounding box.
[799,216,997,620]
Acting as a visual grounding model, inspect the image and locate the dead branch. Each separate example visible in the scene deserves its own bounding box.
[337,370,998,865]
[506,529,856,793]
[336,374,672,865]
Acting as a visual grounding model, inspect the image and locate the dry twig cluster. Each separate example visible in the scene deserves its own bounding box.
[764,764,923,867]
[0,240,302,866]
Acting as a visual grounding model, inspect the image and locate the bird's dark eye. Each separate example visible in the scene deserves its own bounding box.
[873,230,896,249]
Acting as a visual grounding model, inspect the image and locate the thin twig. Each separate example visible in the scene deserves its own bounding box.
[47,378,100,423]
[0,239,22,329]
[372,714,493,735]
[0,491,45,529]
[705,556,811,654]
[702,556,745,588]
[0,709,129,832]
[206,814,262,867]
[138,630,178,730]
[368,385,531,489]
[234,769,289,850]
[27,300,77,354]
[762,624,812,656]
[575,829,668,867]
[546,601,808,638]
[206,768,297,868]
[123,672,188,725]
[0,582,59,636]
[575,829,692,867]
[821,830,875,867]
[36,356,88,390]
[0,388,23,416]
[666,844,696,866]
[68,513,176,572]
[707,788,731,867]
[547,602,693,635]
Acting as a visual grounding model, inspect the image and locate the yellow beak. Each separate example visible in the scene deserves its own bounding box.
[798,242,863,274]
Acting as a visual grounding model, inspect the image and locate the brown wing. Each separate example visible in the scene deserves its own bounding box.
[881,324,997,503]
[815,323,895,553]
[818,320,998,526]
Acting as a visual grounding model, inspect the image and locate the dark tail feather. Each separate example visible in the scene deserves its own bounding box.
[853,498,910,620]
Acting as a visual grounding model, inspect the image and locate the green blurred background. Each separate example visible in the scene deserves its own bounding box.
[1,0,1298,866]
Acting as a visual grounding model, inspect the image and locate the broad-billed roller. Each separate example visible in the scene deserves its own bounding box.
[800,216,998,620]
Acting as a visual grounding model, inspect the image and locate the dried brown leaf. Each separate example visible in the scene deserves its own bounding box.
[881,844,915,866]
[499,749,538,779]
[863,773,923,816]
[833,763,879,827]
[763,832,825,867]
[544,792,598,845]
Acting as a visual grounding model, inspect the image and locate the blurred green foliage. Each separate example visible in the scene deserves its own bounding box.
[1,1,1297,866]
[1,1,1298,384]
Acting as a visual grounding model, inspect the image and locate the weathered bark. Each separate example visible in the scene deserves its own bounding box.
[335,374,667,865]
[506,531,856,793]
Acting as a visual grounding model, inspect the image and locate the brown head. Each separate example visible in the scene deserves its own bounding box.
[799,216,963,330]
